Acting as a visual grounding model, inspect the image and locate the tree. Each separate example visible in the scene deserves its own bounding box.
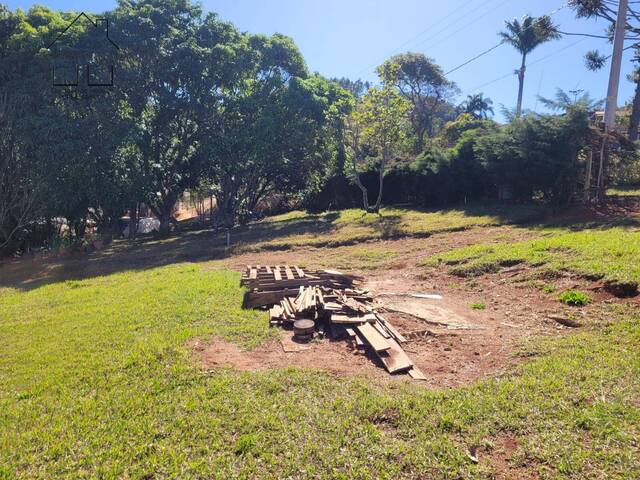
[332,78,371,100]
[377,53,457,150]
[460,93,494,119]
[112,0,225,235]
[200,32,347,226]
[538,88,603,112]
[0,92,42,252]
[346,71,410,213]
[476,106,593,203]
[499,15,560,118]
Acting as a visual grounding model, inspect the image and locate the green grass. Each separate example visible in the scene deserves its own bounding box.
[427,228,640,285]
[607,186,640,197]
[471,302,486,310]
[1,206,640,478]
[558,290,591,307]
[1,263,639,478]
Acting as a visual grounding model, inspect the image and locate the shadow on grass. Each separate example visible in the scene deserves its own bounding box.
[1,200,637,291]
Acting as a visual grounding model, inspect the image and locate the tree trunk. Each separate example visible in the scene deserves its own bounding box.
[628,74,640,141]
[351,156,370,211]
[153,194,177,237]
[372,159,385,214]
[158,210,172,236]
[515,54,527,118]
[128,203,138,240]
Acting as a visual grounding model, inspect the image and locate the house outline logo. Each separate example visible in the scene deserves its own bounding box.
[46,12,120,88]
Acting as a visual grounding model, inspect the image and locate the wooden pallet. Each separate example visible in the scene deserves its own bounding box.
[241,265,425,380]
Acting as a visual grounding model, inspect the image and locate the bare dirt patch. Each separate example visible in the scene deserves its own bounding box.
[195,226,596,388]
[193,331,389,380]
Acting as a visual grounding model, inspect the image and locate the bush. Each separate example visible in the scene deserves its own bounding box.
[475,108,593,203]
[558,290,591,306]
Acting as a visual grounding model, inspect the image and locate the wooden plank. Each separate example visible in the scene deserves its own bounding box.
[323,303,344,312]
[330,314,367,325]
[274,266,282,281]
[269,305,284,321]
[372,320,390,338]
[265,265,272,274]
[408,366,427,381]
[245,278,327,290]
[284,265,294,280]
[249,268,258,280]
[356,323,390,352]
[244,288,300,308]
[375,337,413,373]
[377,315,407,343]
[293,265,305,278]
[316,288,324,306]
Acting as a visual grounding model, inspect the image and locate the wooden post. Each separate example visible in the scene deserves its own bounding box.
[583,148,593,203]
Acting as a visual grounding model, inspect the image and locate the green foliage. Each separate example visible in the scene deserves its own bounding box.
[558,290,591,306]
[470,302,486,310]
[355,83,411,162]
[428,227,640,285]
[542,284,556,294]
[439,113,497,146]
[475,107,593,203]
[459,93,494,120]
[0,1,347,247]
[377,52,458,149]
[499,15,561,56]
[537,88,603,112]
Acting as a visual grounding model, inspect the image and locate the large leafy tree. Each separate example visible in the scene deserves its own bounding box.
[499,15,560,118]
[112,0,237,235]
[346,69,411,213]
[377,53,457,150]
[0,6,131,244]
[201,34,347,226]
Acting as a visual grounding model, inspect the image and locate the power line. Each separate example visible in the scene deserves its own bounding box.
[463,37,589,95]
[374,0,474,61]
[415,0,514,54]
[445,42,506,76]
[353,0,503,78]
[443,2,568,77]
[404,0,512,54]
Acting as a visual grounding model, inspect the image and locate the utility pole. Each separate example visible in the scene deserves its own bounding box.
[597,0,628,200]
[603,0,629,129]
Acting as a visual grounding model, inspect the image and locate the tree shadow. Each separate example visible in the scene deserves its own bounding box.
[0,212,343,291]
[2,199,638,292]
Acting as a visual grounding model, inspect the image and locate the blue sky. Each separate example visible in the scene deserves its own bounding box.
[5,0,637,119]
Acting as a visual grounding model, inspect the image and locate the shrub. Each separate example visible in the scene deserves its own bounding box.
[558,290,591,306]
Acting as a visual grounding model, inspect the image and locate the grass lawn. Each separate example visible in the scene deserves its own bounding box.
[1,207,639,478]
[427,227,640,286]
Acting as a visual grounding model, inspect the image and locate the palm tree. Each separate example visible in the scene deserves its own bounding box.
[461,93,494,119]
[499,15,560,118]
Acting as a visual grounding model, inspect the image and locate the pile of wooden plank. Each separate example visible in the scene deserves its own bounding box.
[241,265,361,308]
[242,265,426,380]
